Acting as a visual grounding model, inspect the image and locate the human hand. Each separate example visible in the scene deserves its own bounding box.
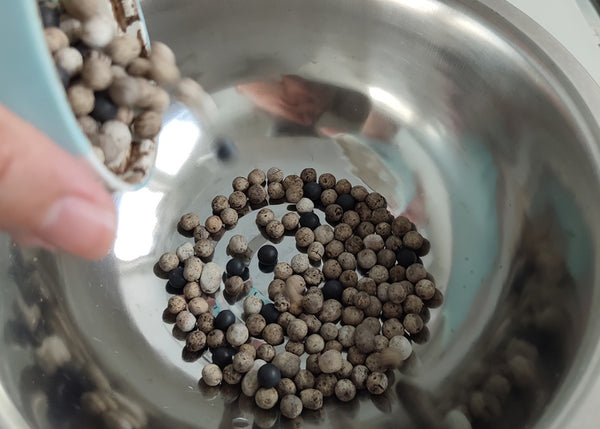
[0,104,117,260]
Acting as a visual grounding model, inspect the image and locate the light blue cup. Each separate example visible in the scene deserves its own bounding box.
[0,1,146,191]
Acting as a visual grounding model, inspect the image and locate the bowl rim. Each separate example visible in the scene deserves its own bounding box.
[473,1,600,427]
[2,0,600,428]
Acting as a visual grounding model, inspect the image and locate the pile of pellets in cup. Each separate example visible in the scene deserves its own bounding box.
[156,167,444,420]
[38,0,208,184]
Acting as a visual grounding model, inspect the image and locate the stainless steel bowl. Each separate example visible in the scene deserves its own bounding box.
[2,0,600,428]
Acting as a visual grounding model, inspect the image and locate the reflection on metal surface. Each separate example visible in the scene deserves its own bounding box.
[155,105,202,176]
[368,87,416,125]
[2,0,600,428]
[114,189,162,262]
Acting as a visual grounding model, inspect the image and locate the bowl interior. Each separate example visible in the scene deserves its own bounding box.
[2,1,600,428]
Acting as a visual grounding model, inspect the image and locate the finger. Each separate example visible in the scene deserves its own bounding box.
[0,105,117,260]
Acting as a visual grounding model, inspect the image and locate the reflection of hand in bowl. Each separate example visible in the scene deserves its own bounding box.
[237,75,336,126]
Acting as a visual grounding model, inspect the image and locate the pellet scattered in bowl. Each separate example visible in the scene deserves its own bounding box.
[155,167,445,420]
[202,364,223,387]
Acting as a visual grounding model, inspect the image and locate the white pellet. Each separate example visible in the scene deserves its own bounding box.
[175,311,196,332]
[54,47,83,76]
[243,295,263,315]
[81,16,114,48]
[200,262,223,294]
[389,335,413,361]
[176,242,195,262]
[296,198,314,214]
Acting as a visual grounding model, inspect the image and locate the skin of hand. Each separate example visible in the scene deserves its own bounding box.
[0,104,117,260]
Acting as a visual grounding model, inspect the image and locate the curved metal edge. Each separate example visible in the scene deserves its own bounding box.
[475,1,600,428]
[0,383,30,429]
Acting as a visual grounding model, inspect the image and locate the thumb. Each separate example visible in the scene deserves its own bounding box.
[0,104,117,260]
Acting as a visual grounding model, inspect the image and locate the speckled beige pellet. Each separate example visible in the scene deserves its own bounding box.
[167,295,186,314]
[257,344,275,362]
[283,174,303,190]
[274,262,293,280]
[248,168,266,185]
[134,111,162,139]
[280,394,303,419]
[325,204,343,223]
[272,352,301,378]
[159,252,179,272]
[255,387,278,410]
[320,189,338,206]
[220,208,238,227]
[285,340,305,356]
[224,276,245,296]
[223,364,243,385]
[307,242,325,262]
[340,270,358,288]
[300,388,324,410]
[305,334,325,354]
[194,239,214,260]
[274,293,291,313]
[339,213,358,231]
[265,220,285,239]
[188,297,209,316]
[287,319,308,342]
[246,314,266,337]
[243,296,263,315]
[176,311,196,332]
[179,213,200,232]
[333,224,352,243]
[186,330,206,352]
[262,323,285,345]
[183,257,203,282]
[256,208,275,227]
[267,167,284,183]
[318,350,343,373]
[335,178,352,195]
[319,299,342,323]
[226,323,249,347]
[281,212,300,230]
[267,182,285,200]
[347,346,366,366]
[229,191,247,211]
[295,227,315,248]
[320,323,338,341]
[355,202,373,221]
[67,84,94,116]
[366,372,388,395]
[369,265,390,284]
[344,235,364,254]
[195,312,214,333]
[206,329,226,349]
[406,263,427,283]
[45,27,69,53]
[403,313,424,334]
[228,234,248,255]
[415,279,436,300]
[335,379,356,402]
[183,282,201,300]
[248,184,267,205]
[202,364,223,387]
[286,185,304,203]
[322,259,342,280]
[404,294,424,314]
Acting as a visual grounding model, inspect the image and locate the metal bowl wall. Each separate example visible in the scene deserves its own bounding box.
[2,1,600,428]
